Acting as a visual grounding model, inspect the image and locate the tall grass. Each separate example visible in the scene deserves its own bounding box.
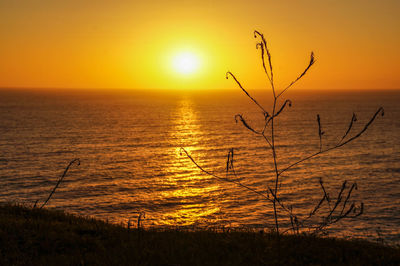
[182,30,384,236]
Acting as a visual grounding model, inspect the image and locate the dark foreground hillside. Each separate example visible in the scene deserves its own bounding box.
[0,204,399,265]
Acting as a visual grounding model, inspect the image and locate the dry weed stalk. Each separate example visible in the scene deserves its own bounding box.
[182,31,384,236]
[38,158,80,209]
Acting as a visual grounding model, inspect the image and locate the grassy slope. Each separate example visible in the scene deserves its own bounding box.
[0,204,399,265]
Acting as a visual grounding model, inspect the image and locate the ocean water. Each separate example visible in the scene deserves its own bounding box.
[0,88,399,243]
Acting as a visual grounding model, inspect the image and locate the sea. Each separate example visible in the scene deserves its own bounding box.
[0,88,399,244]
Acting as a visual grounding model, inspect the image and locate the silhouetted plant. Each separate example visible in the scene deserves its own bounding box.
[36,158,80,209]
[181,30,384,236]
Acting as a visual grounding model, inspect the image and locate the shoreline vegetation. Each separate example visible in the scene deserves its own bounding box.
[1,203,399,265]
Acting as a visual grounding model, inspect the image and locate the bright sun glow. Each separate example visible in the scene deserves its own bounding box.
[172,52,199,75]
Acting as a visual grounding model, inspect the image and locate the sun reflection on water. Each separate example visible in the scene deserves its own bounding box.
[158,98,222,226]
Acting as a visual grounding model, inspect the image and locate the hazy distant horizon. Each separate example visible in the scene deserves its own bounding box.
[1,87,400,92]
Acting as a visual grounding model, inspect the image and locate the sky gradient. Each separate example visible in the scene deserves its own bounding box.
[1,0,399,90]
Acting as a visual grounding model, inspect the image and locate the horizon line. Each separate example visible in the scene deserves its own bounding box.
[1,86,400,92]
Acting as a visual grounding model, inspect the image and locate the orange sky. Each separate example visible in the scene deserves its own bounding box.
[1,0,399,90]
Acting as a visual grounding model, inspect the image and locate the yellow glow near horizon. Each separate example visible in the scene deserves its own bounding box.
[172,52,200,75]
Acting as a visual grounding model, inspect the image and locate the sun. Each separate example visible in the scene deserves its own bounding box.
[172,52,199,75]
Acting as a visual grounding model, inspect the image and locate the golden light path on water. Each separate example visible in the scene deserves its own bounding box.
[159,98,221,226]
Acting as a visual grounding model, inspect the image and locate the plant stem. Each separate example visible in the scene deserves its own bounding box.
[271,95,280,235]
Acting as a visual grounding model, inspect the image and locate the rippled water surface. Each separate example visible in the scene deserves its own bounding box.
[0,88,399,243]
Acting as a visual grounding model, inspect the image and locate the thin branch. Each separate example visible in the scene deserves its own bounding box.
[328,180,347,218]
[266,100,292,124]
[262,133,273,149]
[254,30,274,87]
[267,186,297,220]
[226,72,268,116]
[340,113,357,143]
[180,148,272,203]
[255,42,272,85]
[40,158,80,209]
[319,178,331,211]
[279,107,384,176]
[275,100,292,118]
[313,201,364,234]
[226,148,234,173]
[277,52,315,98]
[309,193,326,218]
[235,114,262,135]
[339,182,357,216]
[317,114,324,152]
[339,107,384,145]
